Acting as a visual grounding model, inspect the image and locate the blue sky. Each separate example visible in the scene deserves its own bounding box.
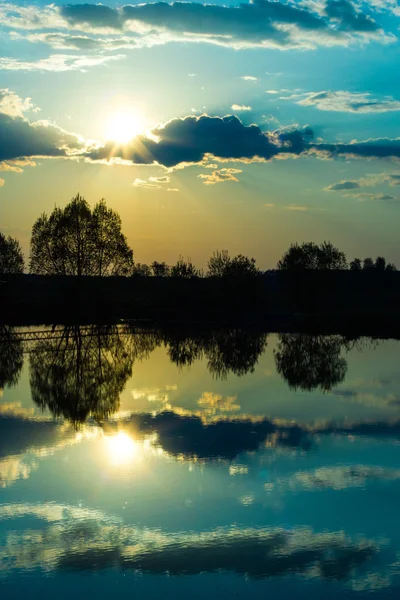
[1,0,400,267]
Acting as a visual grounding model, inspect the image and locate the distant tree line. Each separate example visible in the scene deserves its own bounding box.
[0,194,397,277]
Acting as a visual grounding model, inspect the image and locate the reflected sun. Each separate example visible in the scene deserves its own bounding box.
[105,111,144,144]
[104,431,138,465]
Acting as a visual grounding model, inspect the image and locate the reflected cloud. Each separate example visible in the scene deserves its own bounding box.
[116,411,312,461]
[276,465,400,492]
[0,503,389,586]
[197,391,240,418]
[0,415,99,487]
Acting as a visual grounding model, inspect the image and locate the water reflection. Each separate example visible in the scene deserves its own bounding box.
[29,325,139,424]
[274,334,349,392]
[2,327,400,597]
[113,412,312,460]
[159,328,268,378]
[1,326,359,407]
[0,325,23,388]
[0,503,389,586]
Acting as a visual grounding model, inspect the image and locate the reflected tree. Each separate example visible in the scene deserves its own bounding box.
[206,329,268,378]
[274,333,348,392]
[161,328,268,379]
[29,325,141,424]
[0,326,23,388]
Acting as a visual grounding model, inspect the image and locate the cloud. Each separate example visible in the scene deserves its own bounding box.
[266,89,279,94]
[309,137,400,161]
[198,167,242,185]
[388,174,400,186]
[133,178,161,188]
[284,204,309,210]
[148,175,170,183]
[0,111,84,163]
[372,193,398,201]
[325,180,361,191]
[10,31,139,52]
[167,187,179,192]
[0,178,4,187]
[324,173,400,197]
[0,158,36,173]
[231,104,252,111]
[86,115,314,168]
[0,1,394,52]
[0,53,125,72]
[242,76,258,81]
[0,88,38,117]
[324,0,381,32]
[5,88,400,174]
[291,90,400,113]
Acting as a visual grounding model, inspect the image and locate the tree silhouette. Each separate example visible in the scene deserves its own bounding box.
[0,326,23,388]
[349,258,362,271]
[386,262,397,272]
[207,250,260,277]
[374,256,386,271]
[29,194,133,276]
[274,333,348,392]
[362,257,374,271]
[29,325,135,424]
[277,242,347,271]
[0,233,24,276]
[151,261,170,277]
[170,256,201,278]
[132,263,152,276]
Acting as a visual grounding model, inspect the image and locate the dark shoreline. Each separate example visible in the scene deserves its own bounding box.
[2,272,400,338]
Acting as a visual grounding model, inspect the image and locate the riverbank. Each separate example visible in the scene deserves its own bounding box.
[1,272,400,337]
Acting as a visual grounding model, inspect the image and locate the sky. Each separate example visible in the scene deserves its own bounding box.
[1,0,400,269]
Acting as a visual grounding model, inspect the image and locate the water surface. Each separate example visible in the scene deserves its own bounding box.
[1,326,400,599]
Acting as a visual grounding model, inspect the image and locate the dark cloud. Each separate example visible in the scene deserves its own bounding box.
[311,138,400,161]
[325,180,361,191]
[3,95,400,170]
[324,0,379,32]
[0,112,82,162]
[87,115,313,167]
[57,1,385,49]
[389,174,400,186]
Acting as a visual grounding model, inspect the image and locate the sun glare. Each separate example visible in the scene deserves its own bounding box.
[105,111,144,143]
[104,431,138,465]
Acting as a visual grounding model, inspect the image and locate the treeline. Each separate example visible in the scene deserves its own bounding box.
[0,194,397,277]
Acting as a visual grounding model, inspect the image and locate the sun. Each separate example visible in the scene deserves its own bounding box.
[104,431,138,465]
[105,111,144,144]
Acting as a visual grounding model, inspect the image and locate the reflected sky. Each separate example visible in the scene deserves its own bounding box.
[1,327,400,598]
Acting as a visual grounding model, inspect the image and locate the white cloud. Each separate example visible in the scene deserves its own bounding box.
[0,88,37,117]
[133,178,161,188]
[198,167,242,185]
[231,104,252,111]
[0,53,125,72]
[285,90,400,113]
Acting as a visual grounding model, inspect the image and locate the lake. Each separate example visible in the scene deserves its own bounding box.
[1,325,400,599]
